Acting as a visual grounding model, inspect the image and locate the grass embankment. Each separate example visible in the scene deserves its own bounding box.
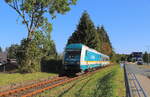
[0,72,56,86]
[37,65,125,97]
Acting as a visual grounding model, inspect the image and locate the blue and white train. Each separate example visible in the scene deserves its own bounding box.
[63,43,110,74]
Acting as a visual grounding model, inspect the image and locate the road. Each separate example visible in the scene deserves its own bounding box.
[126,64,150,77]
[126,64,150,97]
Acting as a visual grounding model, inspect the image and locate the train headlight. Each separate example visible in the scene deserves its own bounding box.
[77,62,80,64]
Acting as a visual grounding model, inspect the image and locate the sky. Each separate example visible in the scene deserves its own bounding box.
[0,0,150,54]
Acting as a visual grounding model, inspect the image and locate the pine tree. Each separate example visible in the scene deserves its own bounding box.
[97,26,113,56]
[143,52,148,63]
[7,44,20,59]
[46,41,57,59]
[67,11,115,60]
[0,47,2,53]
[96,26,103,52]
[67,11,99,50]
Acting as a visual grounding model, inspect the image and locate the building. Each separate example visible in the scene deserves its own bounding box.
[0,52,7,62]
[130,52,143,62]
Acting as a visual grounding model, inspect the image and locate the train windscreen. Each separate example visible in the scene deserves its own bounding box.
[65,50,81,59]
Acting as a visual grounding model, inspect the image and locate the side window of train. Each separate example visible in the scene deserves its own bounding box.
[86,50,88,55]
[85,50,88,61]
[99,55,103,61]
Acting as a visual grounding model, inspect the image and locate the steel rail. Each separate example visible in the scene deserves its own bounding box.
[21,65,112,97]
[0,76,66,97]
[21,77,77,97]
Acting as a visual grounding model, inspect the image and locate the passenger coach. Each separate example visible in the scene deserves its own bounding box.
[63,43,110,73]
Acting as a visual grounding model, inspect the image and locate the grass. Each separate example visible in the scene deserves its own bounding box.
[37,65,126,97]
[113,65,126,97]
[0,72,56,86]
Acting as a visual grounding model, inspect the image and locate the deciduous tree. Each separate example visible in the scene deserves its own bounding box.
[5,0,77,39]
[5,0,77,73]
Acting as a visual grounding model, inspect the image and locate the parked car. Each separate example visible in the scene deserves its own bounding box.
[0,62,2,66]
[137,61,143,65]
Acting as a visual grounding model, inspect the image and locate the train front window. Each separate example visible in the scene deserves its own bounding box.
[65,51,81,59]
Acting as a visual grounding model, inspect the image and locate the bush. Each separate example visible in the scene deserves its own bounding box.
[17,39,43,73]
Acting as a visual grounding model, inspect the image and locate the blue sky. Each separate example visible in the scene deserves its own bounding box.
[0,0,150,54]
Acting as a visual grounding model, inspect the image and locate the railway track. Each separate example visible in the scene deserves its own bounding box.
[0,65,111,97]
[0,76,67,97]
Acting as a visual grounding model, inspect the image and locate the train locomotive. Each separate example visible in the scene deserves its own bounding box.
[63,43,110,74]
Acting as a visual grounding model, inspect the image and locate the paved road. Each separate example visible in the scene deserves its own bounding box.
[126,64,150,77]
[126,64,150,97]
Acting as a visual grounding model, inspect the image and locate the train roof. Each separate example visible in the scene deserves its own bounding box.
[66,43,109,58]
[65,43,83,50]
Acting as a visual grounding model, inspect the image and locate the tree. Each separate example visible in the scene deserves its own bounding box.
[48,42,57,59]
[42,40,57,60]
[0,47,2,53]
[67,11,99,50]
[17,38,44,73]
[5,0,78,73]
[7,44,20,59]
[16,30,58,73]
[97,26,113,56]
[67,11,115,60]
[5,0,77,39]
[143,52,149,63]
[96,26,103,52]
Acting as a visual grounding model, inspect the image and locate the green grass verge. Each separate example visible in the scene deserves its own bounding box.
[37,65,125,97]
[0,72,56,86]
